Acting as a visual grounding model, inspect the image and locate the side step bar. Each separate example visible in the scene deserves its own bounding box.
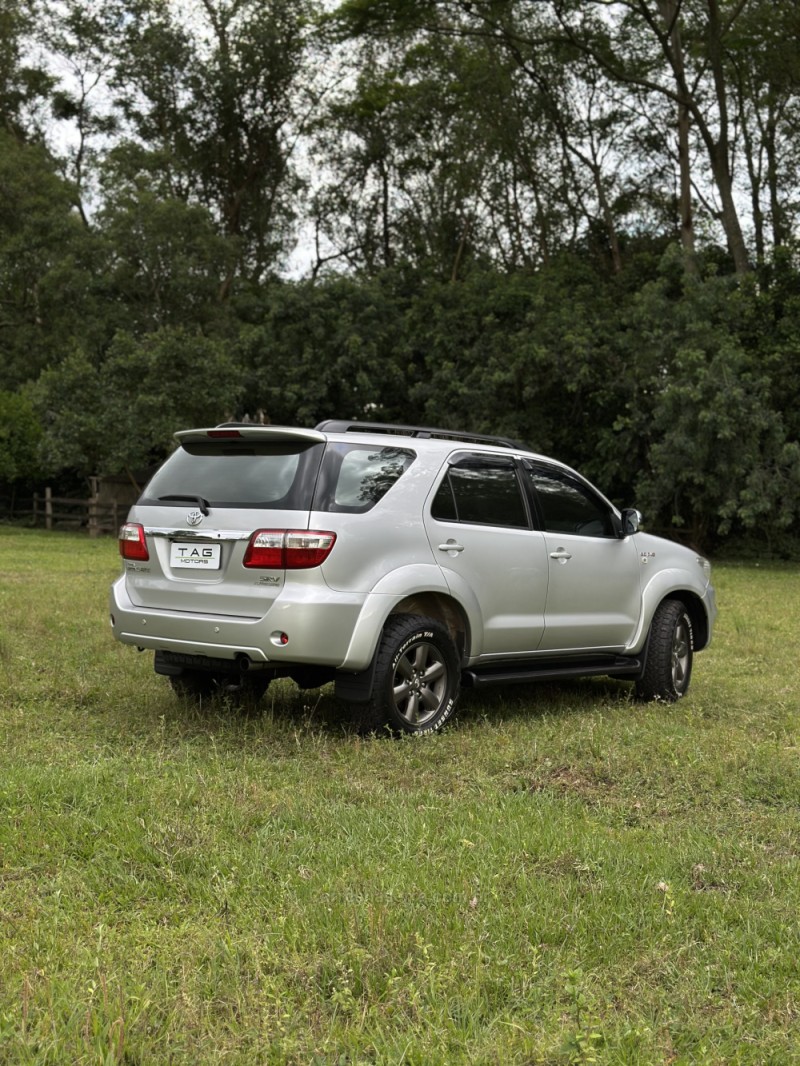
[462,656,643,688]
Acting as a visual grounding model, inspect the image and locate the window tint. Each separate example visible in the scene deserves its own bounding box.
[314,444,416,513]
[140,441,323,510]
[525,463,615,537]
[430,476,458,521]
[432,462,528,528]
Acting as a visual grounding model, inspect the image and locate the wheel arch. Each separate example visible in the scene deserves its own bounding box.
[338,579,472,675]
[388,592,470,664]
[335,595,468,711]
[663,591,710,651]
[636,591,709,676]
[634,569,712,653]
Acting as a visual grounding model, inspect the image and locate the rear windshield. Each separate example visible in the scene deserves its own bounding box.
[139,441,325,510]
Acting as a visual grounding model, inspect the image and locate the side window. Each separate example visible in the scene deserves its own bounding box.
[432,460,529,528]
[315,444,416,513]
[525,463,615,538]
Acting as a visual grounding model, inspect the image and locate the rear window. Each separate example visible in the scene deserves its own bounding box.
[313,444,416,513]
[139,441,324,510]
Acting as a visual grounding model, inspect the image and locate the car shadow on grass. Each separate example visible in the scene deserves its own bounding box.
[156,673,640,744]
[456,676,639,723]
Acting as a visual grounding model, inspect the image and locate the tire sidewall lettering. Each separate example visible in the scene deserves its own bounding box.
[391,631,434,672]
[411,695,456,735]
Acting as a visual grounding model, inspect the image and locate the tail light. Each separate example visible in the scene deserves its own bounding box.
[119,522,149,561]
[243,529,336,569]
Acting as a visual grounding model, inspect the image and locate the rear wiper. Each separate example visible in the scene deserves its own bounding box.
[157,494,210,516]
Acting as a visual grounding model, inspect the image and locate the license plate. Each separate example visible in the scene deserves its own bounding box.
[170,542,221,569]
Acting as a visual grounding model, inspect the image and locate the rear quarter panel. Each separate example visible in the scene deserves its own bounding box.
[313,456,444,594]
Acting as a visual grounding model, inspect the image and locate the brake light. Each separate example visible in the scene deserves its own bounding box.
[243,530,283,568]
[119,522,149,561]
[243,529,336,569]
[207,429,242,438]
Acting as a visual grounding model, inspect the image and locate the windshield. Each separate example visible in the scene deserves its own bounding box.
[139,440,325,510]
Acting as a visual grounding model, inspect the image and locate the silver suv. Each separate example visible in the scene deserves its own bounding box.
[110,421,716,733]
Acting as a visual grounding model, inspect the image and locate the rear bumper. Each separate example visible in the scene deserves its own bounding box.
[109,576,367,668]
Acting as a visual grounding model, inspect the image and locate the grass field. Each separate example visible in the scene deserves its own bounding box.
[0,528,798,1065]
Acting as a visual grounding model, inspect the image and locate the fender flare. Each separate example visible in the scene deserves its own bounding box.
[628,568,710,654]
[338,563,480,674]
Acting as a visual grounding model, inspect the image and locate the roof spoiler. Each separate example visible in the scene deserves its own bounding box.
[174,425,326,444]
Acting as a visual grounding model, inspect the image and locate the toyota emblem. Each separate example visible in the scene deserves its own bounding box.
[186,510,204,526]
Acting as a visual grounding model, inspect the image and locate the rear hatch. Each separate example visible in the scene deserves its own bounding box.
[120,427,327,617]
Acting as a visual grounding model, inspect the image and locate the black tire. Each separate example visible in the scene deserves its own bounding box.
[361,615,461,735]
[169,670,270,707]
[636,599,693,702]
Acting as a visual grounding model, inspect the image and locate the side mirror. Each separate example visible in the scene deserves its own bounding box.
[620,508,642,536]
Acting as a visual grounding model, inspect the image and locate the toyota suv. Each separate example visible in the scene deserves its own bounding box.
[110,421,716,734]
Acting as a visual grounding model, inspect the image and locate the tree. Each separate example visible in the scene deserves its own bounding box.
[236,275,409,424]
[326,4,624,273]
[725,0,800,260]
[0,0,54,141]
[0,130,98,389]
[640,340,800,542]
[38,0,122,224]
[0,390,42,485]
[549,0,753,273]
[311,37,504,277]
[33,329,245,480]
[615,252,800,543]
[96,182,238,334]
[33,350,109,478]
[108,0,317,290]
[398,260,631,481]
[331,0,768,273]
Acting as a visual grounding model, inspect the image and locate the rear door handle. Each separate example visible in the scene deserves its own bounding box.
[438,541,465,553]
[549,548,572,561]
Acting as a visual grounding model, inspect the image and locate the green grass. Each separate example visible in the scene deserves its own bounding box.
[1,528,798,1065]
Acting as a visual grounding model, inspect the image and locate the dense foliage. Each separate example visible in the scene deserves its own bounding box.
[1,0,799,550]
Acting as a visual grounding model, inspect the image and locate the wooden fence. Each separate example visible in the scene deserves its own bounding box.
[1,488,123,537]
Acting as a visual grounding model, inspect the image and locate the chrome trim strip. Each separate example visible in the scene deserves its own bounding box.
[144,527,252,542]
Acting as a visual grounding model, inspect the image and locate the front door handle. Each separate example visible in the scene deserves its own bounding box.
[549,548,572,562]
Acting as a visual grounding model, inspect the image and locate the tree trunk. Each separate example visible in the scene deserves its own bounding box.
[765,101,788,250]
[702,0,749,273]
[659,0,696,268]
[379,157,393,268]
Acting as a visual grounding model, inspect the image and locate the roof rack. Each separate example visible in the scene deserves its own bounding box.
[314,420,530,451]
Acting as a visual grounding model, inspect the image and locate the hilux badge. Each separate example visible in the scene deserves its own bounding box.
[186,510,204,526]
